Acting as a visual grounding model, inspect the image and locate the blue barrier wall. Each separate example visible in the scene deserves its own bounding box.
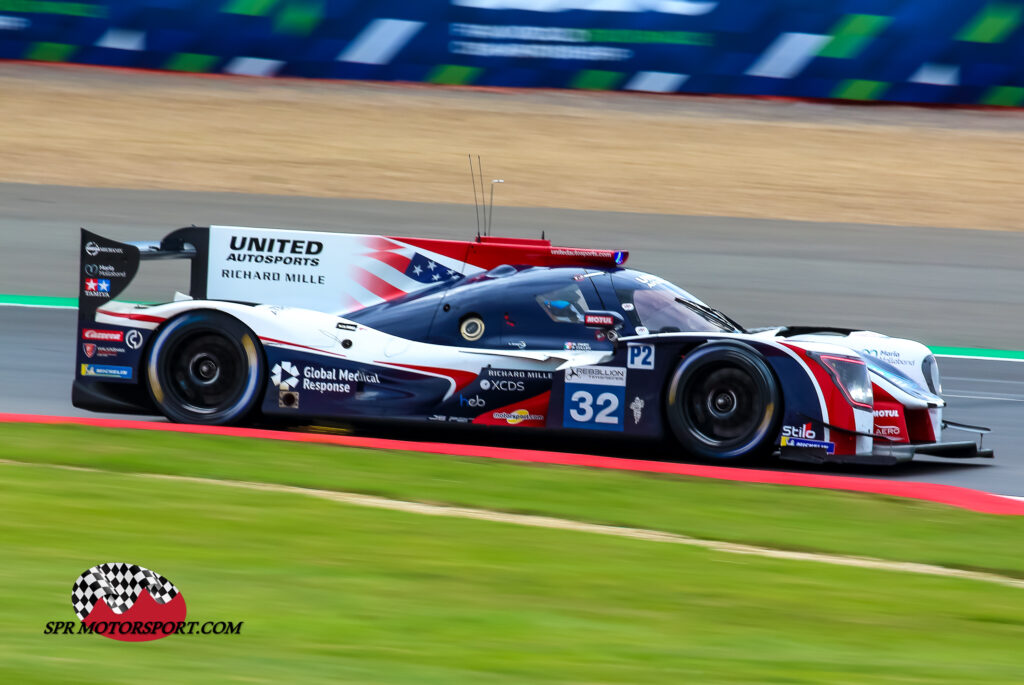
[1,1,1023,105]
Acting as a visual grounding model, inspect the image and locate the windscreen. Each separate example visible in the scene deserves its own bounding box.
[612,273,736,334]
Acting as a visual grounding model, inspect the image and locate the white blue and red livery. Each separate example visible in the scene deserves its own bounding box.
[72,226,992,465]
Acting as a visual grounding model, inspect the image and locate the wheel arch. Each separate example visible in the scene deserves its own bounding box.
[145,308,268,424]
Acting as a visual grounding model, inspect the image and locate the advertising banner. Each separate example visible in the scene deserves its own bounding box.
[1,1,1022,105]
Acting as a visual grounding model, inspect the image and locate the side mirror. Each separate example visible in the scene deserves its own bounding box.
[584,311,625,342]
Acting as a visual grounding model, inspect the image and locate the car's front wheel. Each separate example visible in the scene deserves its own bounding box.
[146,311,265,425]
[665,343,781,461]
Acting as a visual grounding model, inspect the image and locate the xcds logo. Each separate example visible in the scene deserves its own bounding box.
[480,379,524,392]
[70,563,186,642]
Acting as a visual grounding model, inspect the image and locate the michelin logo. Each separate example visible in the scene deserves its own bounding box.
[780,436,835,454]
[80,364,132,379]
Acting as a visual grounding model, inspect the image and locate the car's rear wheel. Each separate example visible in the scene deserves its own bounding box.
[665,343,781,461]
[146,311,265,425]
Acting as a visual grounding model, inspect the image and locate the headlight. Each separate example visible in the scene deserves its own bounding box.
[922,354,942,396]
[809,352,873,410]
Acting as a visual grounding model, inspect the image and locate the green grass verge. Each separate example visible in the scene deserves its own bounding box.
[3,463,1024,683]
[2,424,1023,579]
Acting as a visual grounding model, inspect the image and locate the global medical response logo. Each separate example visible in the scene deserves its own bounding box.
[70,563,186,642]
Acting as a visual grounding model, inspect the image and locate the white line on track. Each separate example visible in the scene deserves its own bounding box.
[2,459,1022,590]
[935,354,1024,363]
[0,303,76,309]
[944,393,1024,403]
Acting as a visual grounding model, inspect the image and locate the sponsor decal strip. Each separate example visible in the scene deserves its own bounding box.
[0,413,1022,516]
[1,294,1023,363]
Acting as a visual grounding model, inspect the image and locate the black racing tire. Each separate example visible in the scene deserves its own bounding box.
[665,342,781,461]
[146,310,265,425]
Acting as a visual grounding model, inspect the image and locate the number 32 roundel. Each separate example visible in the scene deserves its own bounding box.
[563,366,626,432]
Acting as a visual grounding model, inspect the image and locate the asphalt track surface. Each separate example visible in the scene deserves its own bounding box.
[1,183,1022,496]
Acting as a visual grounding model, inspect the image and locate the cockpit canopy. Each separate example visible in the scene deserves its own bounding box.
[347,265,740,348]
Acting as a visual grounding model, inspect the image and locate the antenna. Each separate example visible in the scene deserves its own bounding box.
[488,179,504,235]
[468,154,481,239]
[477,155,485,234]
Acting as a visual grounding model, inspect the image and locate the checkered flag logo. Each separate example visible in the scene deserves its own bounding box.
[71,563,179,621]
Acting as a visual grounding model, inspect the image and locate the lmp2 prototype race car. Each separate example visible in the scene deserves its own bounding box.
[73,226,992,465]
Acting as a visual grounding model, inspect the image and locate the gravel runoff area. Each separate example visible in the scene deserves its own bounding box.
[3,63,1024,230]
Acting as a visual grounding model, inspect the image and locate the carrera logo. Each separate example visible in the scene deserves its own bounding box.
[82,329,124,342]
[873,409,900,418]
[781,423,816,440]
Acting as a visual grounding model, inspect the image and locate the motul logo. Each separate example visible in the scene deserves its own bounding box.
[873,409,899,418]
[82,329,123,342]
[584,314,615,326]
[781,423,816,440]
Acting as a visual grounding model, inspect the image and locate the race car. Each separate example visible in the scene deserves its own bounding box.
[72,226,992,465]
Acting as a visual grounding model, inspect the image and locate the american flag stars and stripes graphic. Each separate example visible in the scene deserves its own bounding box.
[341,237,464,313]
[84,279,111,293]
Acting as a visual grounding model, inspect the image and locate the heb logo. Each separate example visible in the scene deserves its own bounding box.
[781,423,816,440]
[82,329,123,342]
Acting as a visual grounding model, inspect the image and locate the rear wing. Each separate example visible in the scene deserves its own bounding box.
[80,226,628,315]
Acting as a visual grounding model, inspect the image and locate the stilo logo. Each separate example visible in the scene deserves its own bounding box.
[271,361,300,390]
[71,563,186,642]
[781,423,816,440]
